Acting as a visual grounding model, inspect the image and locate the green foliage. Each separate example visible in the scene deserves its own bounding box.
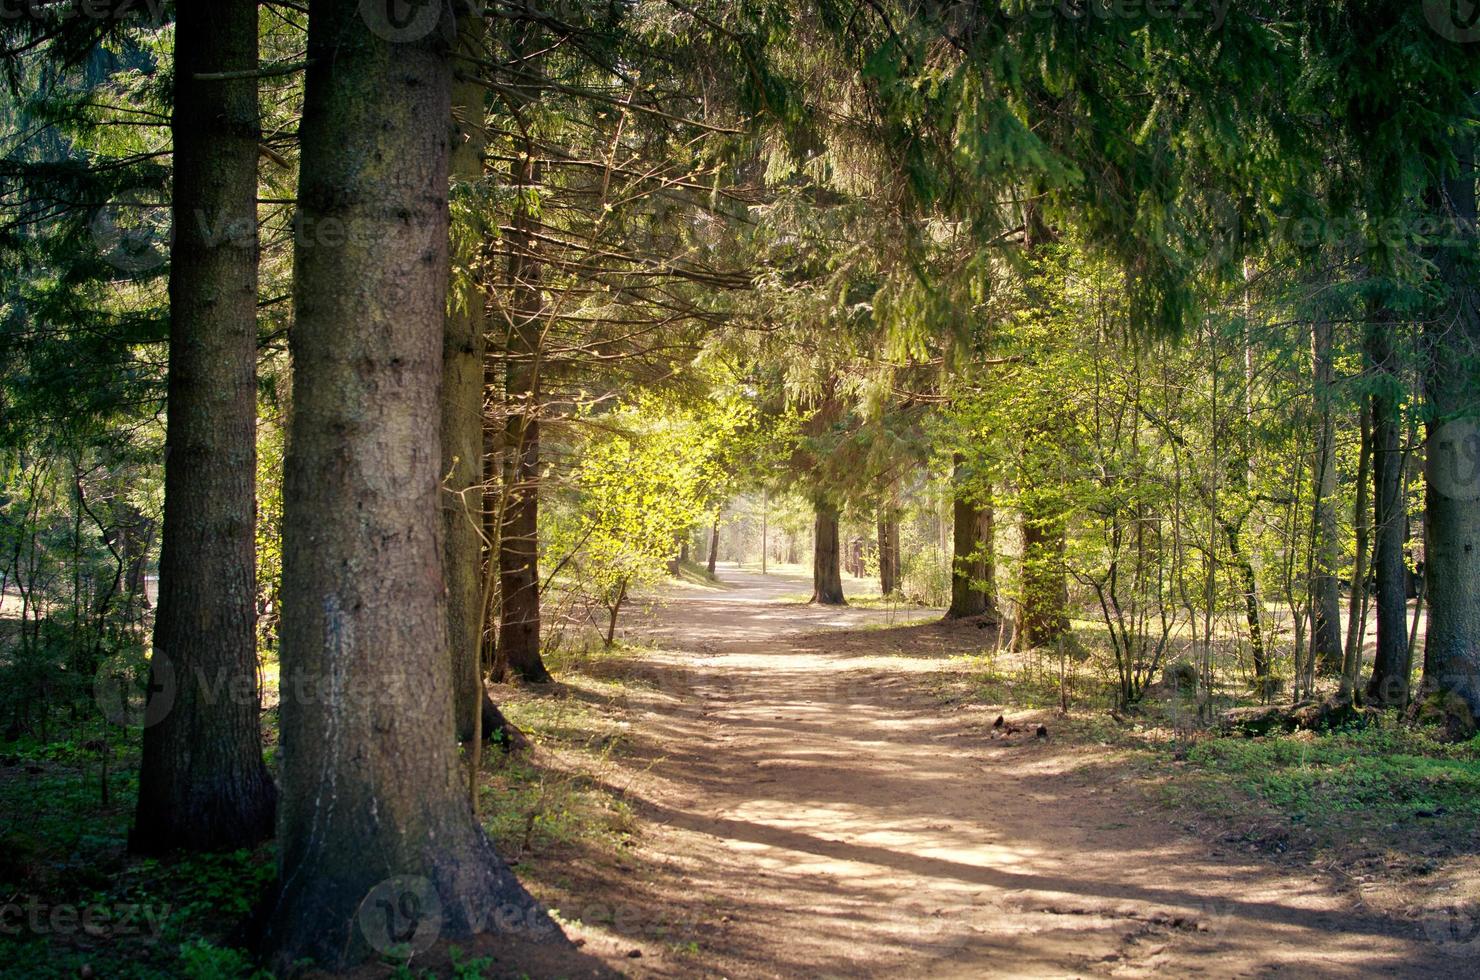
[1181,725,1480,825]
[546,394,755,639]
[178,939,269,980]
[479,696,636,859]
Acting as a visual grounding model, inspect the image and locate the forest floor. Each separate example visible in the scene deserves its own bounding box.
[3,567,1475,978]
[491,563,1480,980]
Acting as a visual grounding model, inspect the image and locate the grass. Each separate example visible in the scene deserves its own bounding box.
[478,689,639,862]
[926,624,1480,879]
[1157,723,1480,842]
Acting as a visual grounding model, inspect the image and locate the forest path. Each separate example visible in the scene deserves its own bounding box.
[584,564,1463,979]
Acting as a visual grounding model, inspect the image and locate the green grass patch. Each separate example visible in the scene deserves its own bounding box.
[481,684,640,865]
[1180,724,1480,821]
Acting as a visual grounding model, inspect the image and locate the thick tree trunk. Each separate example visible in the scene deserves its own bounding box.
[262,4,558,969]
[947,457,995,619]
[496,373,543,684]
[495,84,552,684]
[1310,316,1344,674]
[131,0,275,855]
[1420,138,1480,720]
[1364,314,1411,707]
[1342,400,1373,700]
[443,11,491,741]
[812,500,845,605]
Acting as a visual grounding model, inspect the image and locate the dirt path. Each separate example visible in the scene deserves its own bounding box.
[565,565,1467,979]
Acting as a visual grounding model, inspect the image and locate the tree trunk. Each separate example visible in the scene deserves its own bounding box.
[131,0,275,855]
[1222,518,1269,680]
[262,4,557,968]
[812,500,845,605]
[1420,136,1480,720]
[876,510,900,596]
[1309,316,1344,674]
[1342,400,1372,700]
[1014,200,1066,647]
[443,10,491,741]
[1364,313,1411,707]
[947,456,995,619]
[604,579,628,648]
[495,65,551,684]
[707,518,719,577]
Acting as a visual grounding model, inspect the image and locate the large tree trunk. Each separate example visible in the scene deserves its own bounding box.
[443,11,491,740]
[1364,313,1411,707]
[812,500,845,605]
[947,456,995,619]
[262,3,557,968]
[497,375,548,682]
[1420,137,1480,720]
[1309,316,1344,674]
[131,0,275,855]
[494,41,552,684]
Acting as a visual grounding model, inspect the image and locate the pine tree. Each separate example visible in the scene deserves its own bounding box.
[263,1,557,966]
[132,0,275,854]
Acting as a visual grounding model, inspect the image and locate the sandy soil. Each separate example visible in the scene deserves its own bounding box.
[533,564,1473,979]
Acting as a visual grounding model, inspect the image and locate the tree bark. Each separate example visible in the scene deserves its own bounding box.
[1221,518,1269,680]
[1309,316,1344,674]
[876,510,900,596]
[262,3,557,968]
[947,455,995,619]
[495,62,552,684]
[131,0,275,855]
[707,517,719,577]
[1364,312,1411,707]
[443,10,491,741]
[812,500,845,605]
[1420,136,1480,719]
